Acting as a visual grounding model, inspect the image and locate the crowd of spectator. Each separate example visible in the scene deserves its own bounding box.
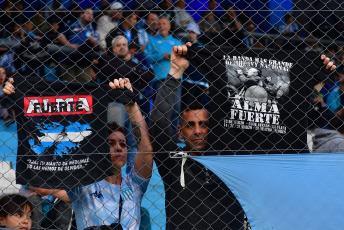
[0,0,344,230]
[0,0,342,113]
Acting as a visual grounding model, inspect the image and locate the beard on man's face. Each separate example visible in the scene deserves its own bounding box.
[116,51,128,59]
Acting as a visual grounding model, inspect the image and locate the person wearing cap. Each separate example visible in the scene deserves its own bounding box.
[173,0,196,37]
[198,9,222,45]
[98,1,123,49]
[144,16,183,135]
[181,23,209,108]
[183,23,201,44]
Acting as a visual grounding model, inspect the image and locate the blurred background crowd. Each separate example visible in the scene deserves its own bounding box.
[0,0,344,127]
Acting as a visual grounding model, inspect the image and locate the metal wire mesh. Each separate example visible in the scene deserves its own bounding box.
[0,0,342,229]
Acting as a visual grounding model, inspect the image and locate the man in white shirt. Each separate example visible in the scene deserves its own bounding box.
[174,0,196,37]
[98,2,123,49]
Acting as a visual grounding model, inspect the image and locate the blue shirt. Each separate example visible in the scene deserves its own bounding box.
[62,20,98,45]
[321,81,341,114]
[67,170,149,230]
[0,37,19,73]
[144,34,182,81]
[137,28,153,47]
[0,52,16,73]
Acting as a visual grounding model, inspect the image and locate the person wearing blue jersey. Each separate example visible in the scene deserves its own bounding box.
[181,23,209,108]
[58,7,99,83]
[145,16,182,135]
[59,8,98,49]
[145,16,182,84]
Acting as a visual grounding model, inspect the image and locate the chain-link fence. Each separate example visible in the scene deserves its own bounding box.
[0,0,343,229]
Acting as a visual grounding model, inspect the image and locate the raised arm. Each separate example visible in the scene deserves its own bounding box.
[169,42,192,79]
[149,43,192,175]
[109,78,153,179]
[28,186,70,202]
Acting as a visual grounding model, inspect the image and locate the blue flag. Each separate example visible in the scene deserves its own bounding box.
[191,153,344,230]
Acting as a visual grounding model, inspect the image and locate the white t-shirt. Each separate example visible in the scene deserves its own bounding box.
[98,15,118,48]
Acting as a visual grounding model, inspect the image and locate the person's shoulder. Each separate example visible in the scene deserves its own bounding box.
[176,38,183,45]
[148,34,159,42]
[129,56,140,65]
[65,21,81,34]
[278,24,286,31]
[131,27,139,33]
[99,54,113,64]
[98,15,109,23]
[70,20,80,28]
[138,27,146,33]
[88,22,95,29]
[194,41,204,47]
[69,180,105,201]
[127,169,150,186]
[104,55,124,67]
[174,6,182,11]
[138,28,148,36]
[108,26,124,36]
[123,59,137,69]
[69,181,94,194]
[170,35,182,44]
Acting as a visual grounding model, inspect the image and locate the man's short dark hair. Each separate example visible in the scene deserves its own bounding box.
[182,101,207,113]
[123,11,136,19]
[180,101,209,127]
[284,13,293,22]
[181,101,209,120]
[145,12,158,20]
[78,7,92,17]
